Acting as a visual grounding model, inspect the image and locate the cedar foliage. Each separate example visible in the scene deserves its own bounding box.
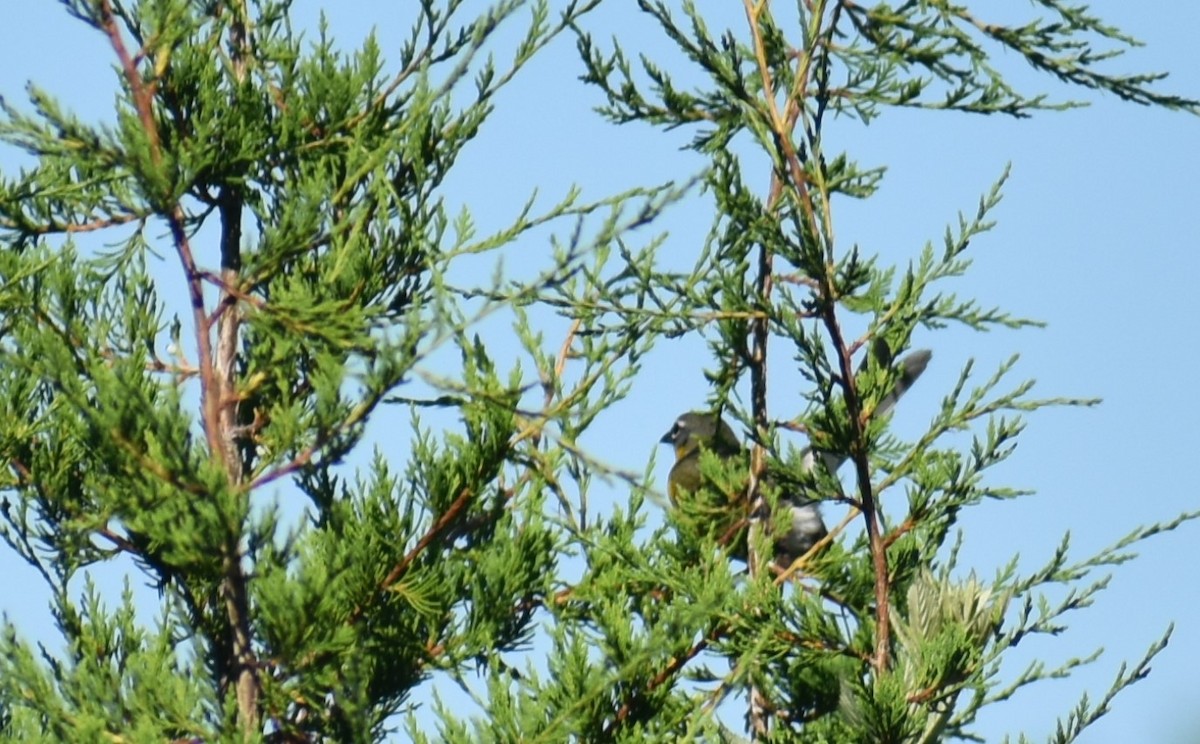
[0,1,1195,742]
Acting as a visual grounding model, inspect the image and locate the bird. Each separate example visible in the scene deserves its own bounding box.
[660,346,932,571]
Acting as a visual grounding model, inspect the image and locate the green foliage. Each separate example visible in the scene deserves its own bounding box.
[0,581,214,742]
[0,1,1195,742]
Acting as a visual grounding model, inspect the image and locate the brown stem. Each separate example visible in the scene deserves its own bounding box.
[216,193,245,476]
[249,392,381,492]
[746,202,774,743]
[604,631,715,737]
[97,1,160,158]
[216,187,259,733]
[165,212,226,462]
[215,6,260,733]
[347,487,475,625]
[219,543,259,735]
[806,0,894,670]
[745,0,893,673]
[821,310,891,671]
[2,212,144,235]
[740,1,810,735]
[99,1,263,732]
[96,2,222,460]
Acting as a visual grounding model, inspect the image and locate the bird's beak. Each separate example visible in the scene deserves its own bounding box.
[660,428,674,445]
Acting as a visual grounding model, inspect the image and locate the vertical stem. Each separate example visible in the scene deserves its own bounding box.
[743,0,893,682]
[742,1,789,736]
[101,0,257,733]
[217,188,258,736]
[746,239,773,739]
[822,313,891,671]
[216,195,244,477]
[217,4,258,735]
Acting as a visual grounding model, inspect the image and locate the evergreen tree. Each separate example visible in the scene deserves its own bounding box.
[0,1,1194,742]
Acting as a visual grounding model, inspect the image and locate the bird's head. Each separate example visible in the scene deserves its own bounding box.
[660,412,741,462]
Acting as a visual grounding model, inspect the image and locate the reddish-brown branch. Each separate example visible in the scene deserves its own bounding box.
[97,0,160,158]
[822,309,891,671]
[163,212,226,470]
[1,212,144,236]
[96,526,140,555]
[381,488,472,588]
[97,2,224,468]
[284,487,495,694]
[882,515,917,550]
[199,270,267,312]
[752,0,894,674]
[604,633,714,737]
[546,318,581,407]
[98,2,261,731]
[98,347,200,379]
[248,389,381,492]
[740,1,811,735]
[249,447,317,492]
[348,487,475,625]
[215,188,256,736]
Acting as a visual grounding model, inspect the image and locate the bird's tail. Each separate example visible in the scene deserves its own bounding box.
[876,348,932,420]
[812,345,932,476]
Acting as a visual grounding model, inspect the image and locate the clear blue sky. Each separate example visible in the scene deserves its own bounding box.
[2,2,1197,742]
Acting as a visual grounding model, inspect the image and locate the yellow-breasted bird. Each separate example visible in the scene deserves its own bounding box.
[661,347,932,570]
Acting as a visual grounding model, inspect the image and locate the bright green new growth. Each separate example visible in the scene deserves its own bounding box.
[0,1,1195,742]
